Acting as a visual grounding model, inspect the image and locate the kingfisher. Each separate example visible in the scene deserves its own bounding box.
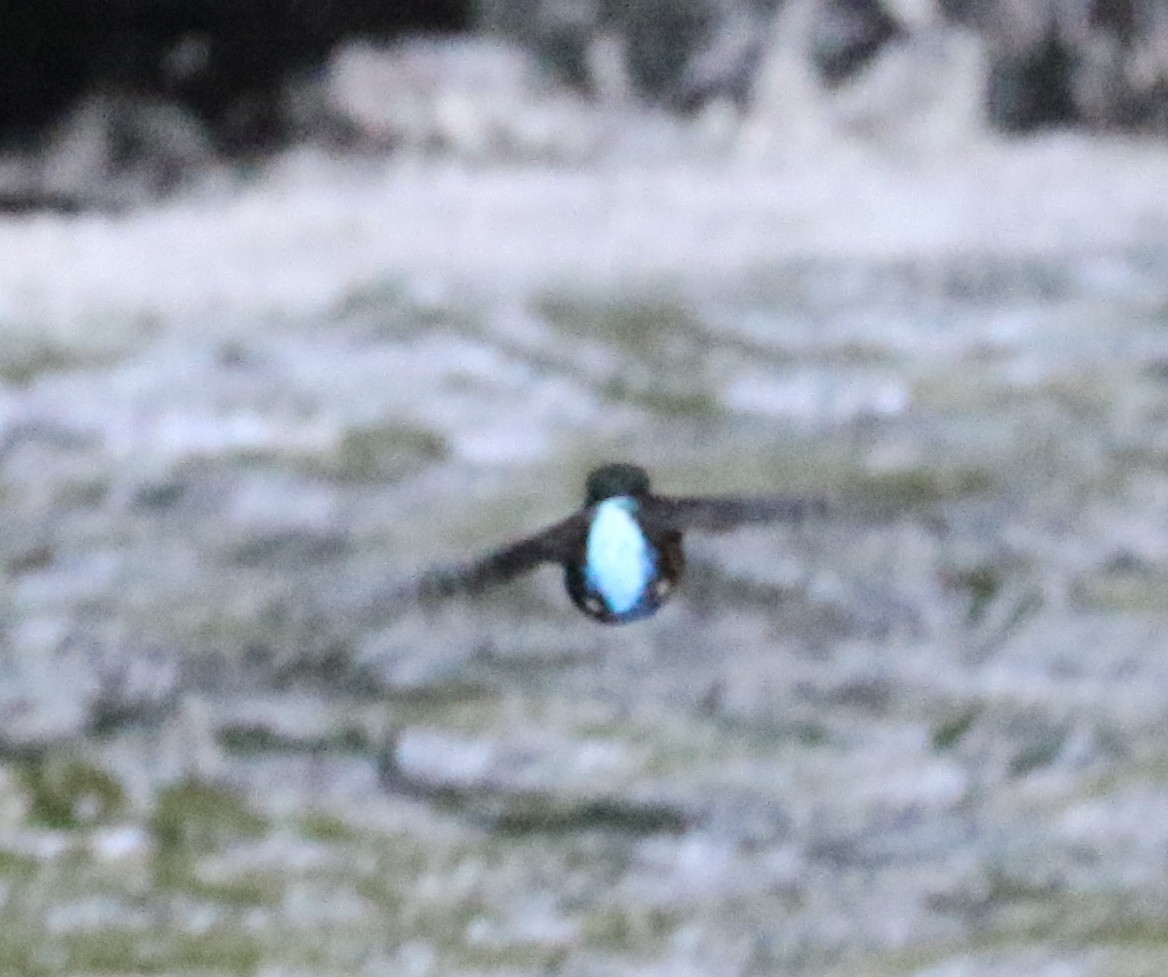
[407,463,825,625]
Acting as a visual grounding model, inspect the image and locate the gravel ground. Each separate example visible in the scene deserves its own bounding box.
[1,63,1168,976]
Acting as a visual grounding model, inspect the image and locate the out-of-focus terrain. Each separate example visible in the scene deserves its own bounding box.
[2,3,1168,975]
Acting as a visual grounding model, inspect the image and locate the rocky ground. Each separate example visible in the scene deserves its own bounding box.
[1,36,1168,977]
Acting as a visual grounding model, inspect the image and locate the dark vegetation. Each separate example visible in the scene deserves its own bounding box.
[1,0,1166,173]
[0,0,469,152]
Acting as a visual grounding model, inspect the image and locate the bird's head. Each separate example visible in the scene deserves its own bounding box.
[584,463,651,505]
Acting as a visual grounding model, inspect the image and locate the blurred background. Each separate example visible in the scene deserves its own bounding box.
[2,1,1168,975]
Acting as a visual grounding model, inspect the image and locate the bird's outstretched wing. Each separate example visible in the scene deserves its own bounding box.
[641,495,827,534]
[412,513,589,601]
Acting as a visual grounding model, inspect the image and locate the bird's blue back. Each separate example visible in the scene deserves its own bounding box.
[585,497,656,618]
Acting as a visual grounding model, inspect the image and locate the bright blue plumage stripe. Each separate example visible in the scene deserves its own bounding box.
[585,497,655,614]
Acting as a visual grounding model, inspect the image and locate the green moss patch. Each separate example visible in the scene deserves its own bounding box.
[151,779,266,858]
[18,754,127,830]
[329,422,448,483]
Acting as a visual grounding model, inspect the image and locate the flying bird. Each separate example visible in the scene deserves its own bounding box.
[405,463,826,625]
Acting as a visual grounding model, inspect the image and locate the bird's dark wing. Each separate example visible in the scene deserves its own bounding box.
[641,494,827,534]
[413,512,589,601]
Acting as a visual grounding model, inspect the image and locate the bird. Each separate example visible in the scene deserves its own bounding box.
[405,463,826,625]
